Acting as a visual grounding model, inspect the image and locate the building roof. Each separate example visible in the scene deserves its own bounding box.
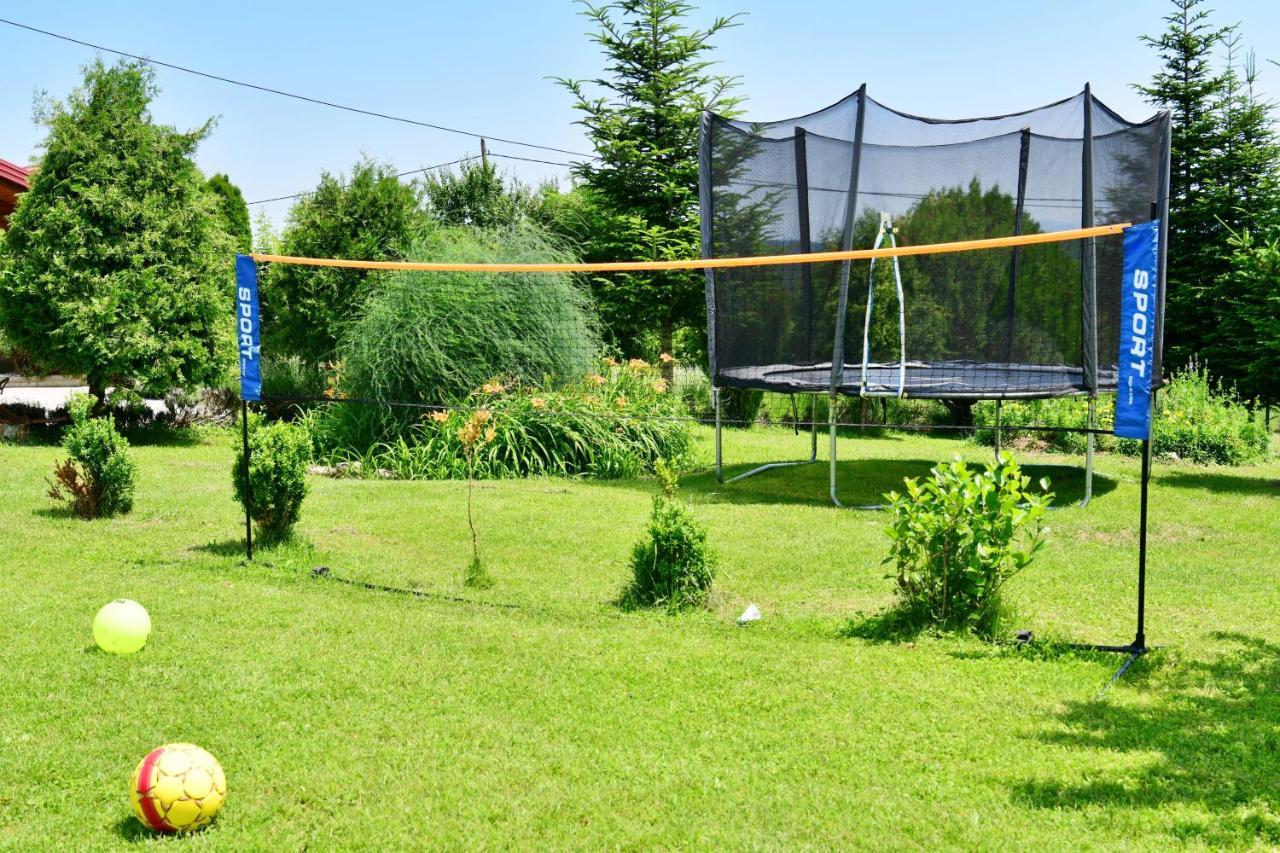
[0,159,32,191]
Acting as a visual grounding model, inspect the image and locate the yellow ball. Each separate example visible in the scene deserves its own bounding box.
[93,599,151,654]
[130,744,226,833]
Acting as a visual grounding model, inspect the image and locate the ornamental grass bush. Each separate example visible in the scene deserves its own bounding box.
[47,393,137,518]
[621,459,716,611]
[972,365,1269,465]
[882,454,1052,637]
[233,416,312,541]
[307,358,692,480]
[329,225,601,449]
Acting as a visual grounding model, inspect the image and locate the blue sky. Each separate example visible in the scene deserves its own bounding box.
[3,1,1278,228]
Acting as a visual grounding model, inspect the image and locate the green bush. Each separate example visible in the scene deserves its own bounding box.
[233,417,312,540]
[622,460,716,611]
[883,454,1052,636]
[308,358,692,480]
[48,393,137,518]
[332,226,601,448]
[972,365,1269,465]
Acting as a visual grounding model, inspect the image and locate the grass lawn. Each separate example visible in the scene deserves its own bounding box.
[2,424,1278,849]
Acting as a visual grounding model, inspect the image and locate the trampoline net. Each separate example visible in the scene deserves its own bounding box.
[701,88,1170,399]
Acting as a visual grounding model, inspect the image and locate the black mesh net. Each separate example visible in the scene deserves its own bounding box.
[701,87,1170,400]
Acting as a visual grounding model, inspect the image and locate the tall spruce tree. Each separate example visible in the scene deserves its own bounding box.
[1135,0,1231,367]
[207,173,253,255]
[1204,38,1280,400]
[558,1,742,365]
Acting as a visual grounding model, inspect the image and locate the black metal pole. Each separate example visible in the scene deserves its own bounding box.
[1134,436,1149,649]
[241,399,253,561]
[796,128,814,364]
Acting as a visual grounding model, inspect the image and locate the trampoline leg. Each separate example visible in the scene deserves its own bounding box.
[714,386,724,484]
[829,391,843,507]
[1080,397,1096,508]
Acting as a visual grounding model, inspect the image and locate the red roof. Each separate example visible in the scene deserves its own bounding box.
[0,158,31,190]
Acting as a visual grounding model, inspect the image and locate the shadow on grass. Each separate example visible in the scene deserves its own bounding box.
[678,459,1116,509]
[839,605,930,643]
[32,505,78,520]
[1014,632,1280,846]
[1155,469,1279,497]
[191,538,251,558]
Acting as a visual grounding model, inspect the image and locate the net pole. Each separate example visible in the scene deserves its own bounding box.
[796,128,814,364]
[830,83,868,394]
[241,399,253,561]
[1081,85,1098,391]
[699,109,718,392]
[1005,128,1031,362]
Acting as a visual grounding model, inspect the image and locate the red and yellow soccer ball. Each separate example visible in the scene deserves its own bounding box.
[130,743,226,833]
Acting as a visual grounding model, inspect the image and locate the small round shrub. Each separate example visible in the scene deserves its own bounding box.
[233,417,312,540]
[48,393,137,518]
[622,461,716,611]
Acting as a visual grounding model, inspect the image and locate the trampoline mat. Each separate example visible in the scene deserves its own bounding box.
[718,361,1118,399]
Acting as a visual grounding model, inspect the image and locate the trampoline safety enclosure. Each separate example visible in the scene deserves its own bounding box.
[699,84,1171,506]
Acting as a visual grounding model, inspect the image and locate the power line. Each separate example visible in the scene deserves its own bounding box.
[0,16,598,161]
[247,156,482,206]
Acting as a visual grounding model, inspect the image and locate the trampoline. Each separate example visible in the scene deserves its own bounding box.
[699,84,1171,506]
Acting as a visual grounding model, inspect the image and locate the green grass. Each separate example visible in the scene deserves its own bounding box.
[2,425,1279,849]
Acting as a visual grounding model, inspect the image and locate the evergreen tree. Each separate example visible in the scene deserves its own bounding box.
[206,173,253,254]
[0,59,234,403]
[1134,0,1231,366]
[558,0,742,366]
[1204,38,1280,399]
[263,159,421,365]
[423,158,551,229]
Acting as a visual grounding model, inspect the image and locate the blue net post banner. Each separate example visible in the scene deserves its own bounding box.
[1114,220,1160,439]
[235,254,262,402]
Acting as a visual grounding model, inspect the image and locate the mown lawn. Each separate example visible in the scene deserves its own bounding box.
[2,425,1278,849]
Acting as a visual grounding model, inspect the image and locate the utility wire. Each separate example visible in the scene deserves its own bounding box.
[247,155,482,206]
[0,16,598,160]
[247,151,575,208]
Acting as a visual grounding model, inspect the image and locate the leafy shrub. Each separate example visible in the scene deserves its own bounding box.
[48,393,137,518]
[883,454,1052,636]
[233,417,312,540]
[307,358,692,480]
[972,365,1269,465]
[622,460,716,611]
[332,226,601,448]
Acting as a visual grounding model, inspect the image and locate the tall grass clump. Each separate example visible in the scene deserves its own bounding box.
[972,365,1269,465]
[331,226,601,448]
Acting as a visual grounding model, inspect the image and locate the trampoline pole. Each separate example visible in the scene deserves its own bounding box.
[829,391,843,507]
[1081,397,1096,508]
[714,386,723,483]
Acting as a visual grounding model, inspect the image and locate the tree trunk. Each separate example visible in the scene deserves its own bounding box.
[86,378,107,414]
[941,398,975,430]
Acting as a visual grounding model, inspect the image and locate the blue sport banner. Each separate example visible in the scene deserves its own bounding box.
[235,254,262,402]
[1114,220,1160,439]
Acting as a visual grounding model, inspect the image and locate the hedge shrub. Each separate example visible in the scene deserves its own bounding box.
[233,417,312,540]
[48,393,137,518]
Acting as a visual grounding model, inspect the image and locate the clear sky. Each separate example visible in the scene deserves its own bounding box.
[3,1,1278,228]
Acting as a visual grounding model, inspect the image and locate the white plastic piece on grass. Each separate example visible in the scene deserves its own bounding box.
[737,603,761,625]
